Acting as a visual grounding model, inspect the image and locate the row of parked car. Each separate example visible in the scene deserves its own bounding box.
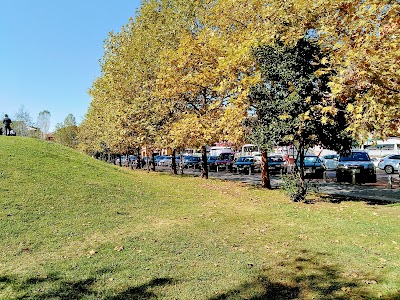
[115,150,400,184]
[156,153,287,174]
[115,153,289,174]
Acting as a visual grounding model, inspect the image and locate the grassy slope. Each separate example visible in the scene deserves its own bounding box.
[0,136,399,299]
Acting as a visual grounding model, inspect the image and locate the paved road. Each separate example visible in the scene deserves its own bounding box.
[157,166,400,203]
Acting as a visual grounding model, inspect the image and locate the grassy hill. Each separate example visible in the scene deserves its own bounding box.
[0,136,399,299]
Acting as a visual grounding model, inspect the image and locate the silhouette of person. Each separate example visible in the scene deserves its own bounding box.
[3,114,12,136]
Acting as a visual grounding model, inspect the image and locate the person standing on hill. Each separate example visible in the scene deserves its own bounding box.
[3,114,12,136]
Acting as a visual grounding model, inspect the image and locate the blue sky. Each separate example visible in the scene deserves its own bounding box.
[0,0,141,131]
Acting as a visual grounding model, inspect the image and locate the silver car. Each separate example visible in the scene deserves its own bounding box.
[377,154,400,174]
[320,154,339,170]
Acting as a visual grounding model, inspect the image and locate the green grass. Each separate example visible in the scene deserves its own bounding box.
[0,136,399,299]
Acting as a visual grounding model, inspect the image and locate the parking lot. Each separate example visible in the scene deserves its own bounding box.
[155,165,400,203]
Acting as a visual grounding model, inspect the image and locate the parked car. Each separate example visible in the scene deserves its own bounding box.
[154,155,170,166]
[158,156,172,166]
[159,156,182,167]
[183,156,202,169]
[115,155,136,166]
[320,154,339,170]
[207,156,219,171]
[214,153,235,171]
[336,150,376,183]
[398,162,400,178]
[377,154,400,174]
[232,156,261,174]
[370,157,380,168]
[268,155,287,174]
[296,155,325,178]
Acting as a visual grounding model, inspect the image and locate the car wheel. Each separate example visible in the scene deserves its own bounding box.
[384,165,394,174]
[336,173,343,183]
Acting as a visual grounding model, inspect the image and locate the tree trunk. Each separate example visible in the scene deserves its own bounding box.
[136,148,141,169]
[201,145,208,179]
[146,150,150,173]
[261,149,272,189]
[297,145,306,202]
[171,149,177,175]
[179,152,184,174]
[151,151,156,172]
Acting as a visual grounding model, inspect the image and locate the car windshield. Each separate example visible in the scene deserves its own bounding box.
[237,157,253,162]
[218,153,233,160]
[339,152,370,162]
[208,156,218,160]
[304,156,320,163]
[268,156,284,162]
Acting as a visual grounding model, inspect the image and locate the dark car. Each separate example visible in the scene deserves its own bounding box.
[207,156,219,171]
[268,155,287,174]
[154,155,169,166]
[232,156,261,174]
[336,151,377,184]
[183,156,202,169]
[214,153,235,171]
[296,155,325,178]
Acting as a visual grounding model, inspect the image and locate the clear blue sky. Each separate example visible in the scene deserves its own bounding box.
[0,0,141,132]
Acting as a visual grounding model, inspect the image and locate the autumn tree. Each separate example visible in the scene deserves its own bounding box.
[314,0,400,140]
[82,0,201,168]
[54,114,79,149]
[207,0,399,142]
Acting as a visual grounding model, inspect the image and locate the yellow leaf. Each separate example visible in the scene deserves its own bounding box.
[320,57,328,65]
[346,103,354,112]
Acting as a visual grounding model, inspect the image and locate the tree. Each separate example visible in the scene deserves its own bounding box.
[314,0,400,140]
[81,0,200,165]
[248,83,290,189]
[54,114,79,148]
[250,38,353,201]
[36,110,51,140]
[13,105,33,137]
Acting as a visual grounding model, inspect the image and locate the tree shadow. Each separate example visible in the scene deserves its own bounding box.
[316,193,397,205]
[209,250,400,300]
[209,278,300,300]
[106,277,174,300]
[3,270,174,300]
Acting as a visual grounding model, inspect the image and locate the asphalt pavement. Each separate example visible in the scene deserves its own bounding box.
[167,166,400,203]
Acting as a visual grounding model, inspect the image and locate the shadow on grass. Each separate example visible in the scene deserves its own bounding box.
[0,272,174,300]
[209,277,300,300]
[209,250,400,300]
[106,278,174,300]
[316,193,398,206]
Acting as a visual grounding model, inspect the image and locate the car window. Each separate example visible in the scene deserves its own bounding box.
[304,156,319,163]
[340,152,370,161]
[269,156,284,162]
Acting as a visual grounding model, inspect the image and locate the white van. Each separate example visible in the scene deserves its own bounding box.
[362,138,400,157]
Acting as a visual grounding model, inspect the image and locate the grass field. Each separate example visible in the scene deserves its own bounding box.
[0,136,399,299]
